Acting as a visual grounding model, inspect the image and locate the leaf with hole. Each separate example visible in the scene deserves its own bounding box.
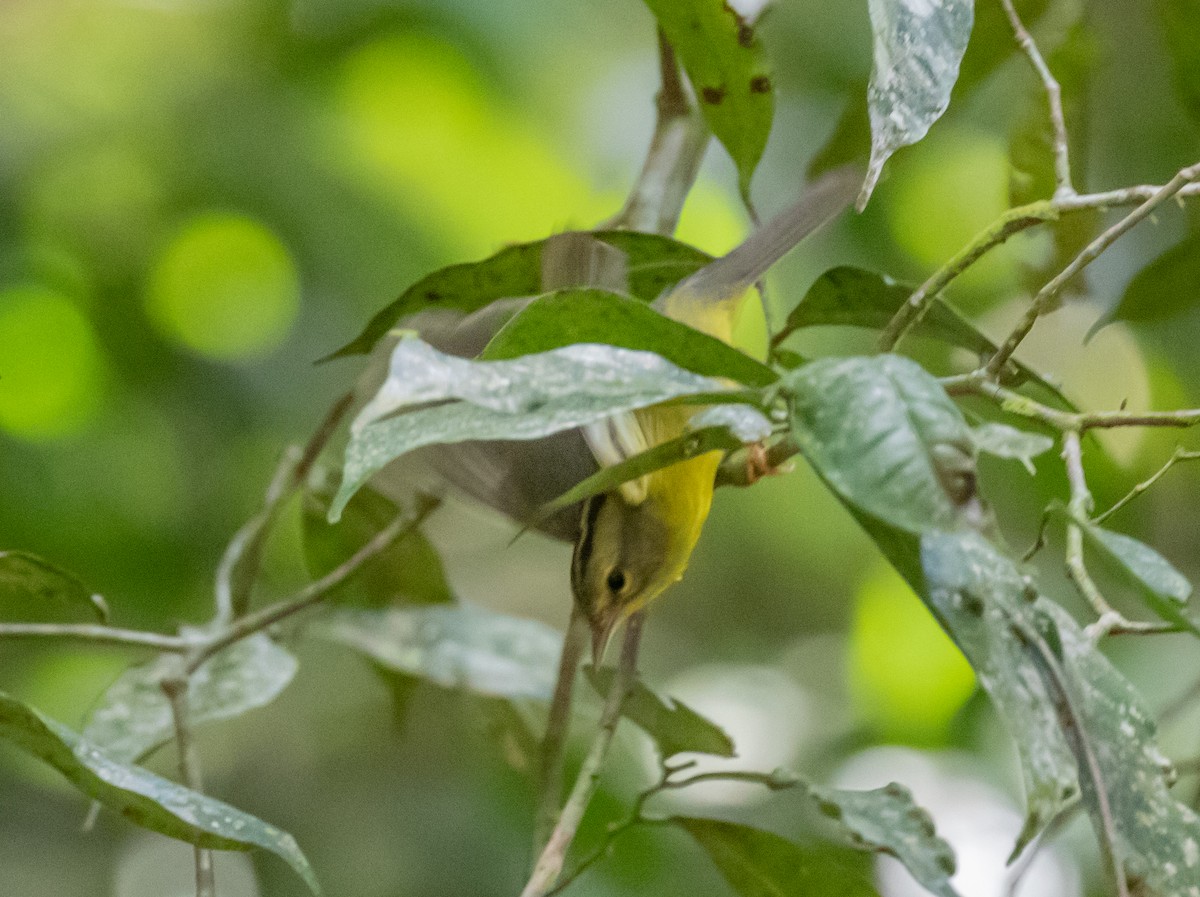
[81,635,298,764]
[316,605,563,701]
[860,0,974,207]
[0,551,107,623]
[641,0,774,198]
[586,667,734,759]
[0,690,319,893]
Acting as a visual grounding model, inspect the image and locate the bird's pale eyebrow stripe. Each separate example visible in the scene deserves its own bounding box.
[572,493,607,598]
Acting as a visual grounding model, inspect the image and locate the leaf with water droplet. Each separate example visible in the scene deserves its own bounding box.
[860,0,974,208]
[0,690,319,893]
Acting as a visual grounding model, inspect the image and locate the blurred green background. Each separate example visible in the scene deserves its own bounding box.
[2,0,1200,895]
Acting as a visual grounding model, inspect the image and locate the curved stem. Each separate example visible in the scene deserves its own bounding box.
[520,613,644,897]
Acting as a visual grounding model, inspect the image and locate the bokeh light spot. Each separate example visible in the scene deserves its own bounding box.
[0,286,105,440]
[885,128,1028,298]
[849,563,976,742]
[146,213,299,361]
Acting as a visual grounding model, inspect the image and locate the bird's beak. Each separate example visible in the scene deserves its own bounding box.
[590,612,621,668]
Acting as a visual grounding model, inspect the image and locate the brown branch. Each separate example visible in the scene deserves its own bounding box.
[0,623,190,651]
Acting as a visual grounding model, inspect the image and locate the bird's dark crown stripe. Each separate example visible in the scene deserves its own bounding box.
[572,493,606,596]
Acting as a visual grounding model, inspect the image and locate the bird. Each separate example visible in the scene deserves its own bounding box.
[367,166,860,664]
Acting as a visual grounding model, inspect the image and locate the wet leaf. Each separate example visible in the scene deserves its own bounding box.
[0,550,107,623]
[586,668,735,759]
[972,422,1054,475]
[82,635,298,764]
[678,817,880,897]
[808,782,959,897]
[331,337,741,521]
[785,355,981,535]
[642,0,775,197]
[481,289,777,387]
[0,690,319,893]
[316,604,563,701]
[1075,518,1199,636]
[323,231,711,360]
[861,0,974,207]
[302,476,452,608]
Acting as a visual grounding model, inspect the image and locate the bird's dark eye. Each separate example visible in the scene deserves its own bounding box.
[606,569,627,593]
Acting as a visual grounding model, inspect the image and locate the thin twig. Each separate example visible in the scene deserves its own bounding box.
[214,392,354,622]
[187,498,439,675]
[162,672,215,897]
[533,607,588,860]
[878,179,1200,353]
[985,161,1200,378]
[1094,448,1200,524]
[604,32,709,234]
[944,377,1200,432]
[520,613,644,897]
[1000,0,1074,198]
[0,623,190,651]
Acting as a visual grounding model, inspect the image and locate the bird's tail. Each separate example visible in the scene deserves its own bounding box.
[665,165,862,308]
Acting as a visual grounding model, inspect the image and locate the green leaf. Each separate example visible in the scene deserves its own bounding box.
[785,355,980,535]
[861,0,974,206]
[331,337,741,521]
[81,635,298,764]
[0,550,107,623]
[316,605,563,701]
[537,426,745,522]
[586,668,735,759]
[1028,599,1200,895]
[0,690,319,893]
[1155,0,1200,124]
[641,0,775,197]
[914,533,1080,850]
[808,783,959,897]
[1103,230,1200,328]
[481,289,777,387]
[302,476,452,607]
[322,231,712,360]
[1075,519,1199,635]
[972,422,1054,475]
[678,817,880,897]
[776,267,1074,409]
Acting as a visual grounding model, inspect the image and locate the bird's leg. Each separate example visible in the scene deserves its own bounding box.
[744,441,794,484]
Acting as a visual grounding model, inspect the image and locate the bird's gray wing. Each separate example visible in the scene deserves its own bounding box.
[358,233,627,541]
